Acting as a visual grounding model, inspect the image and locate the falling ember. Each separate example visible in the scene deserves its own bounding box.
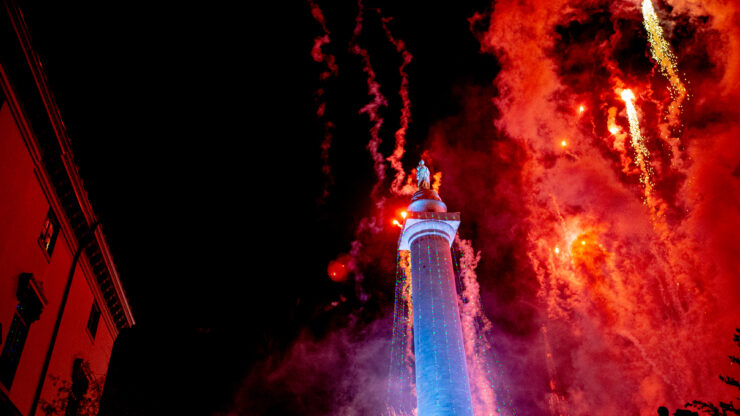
[554,247,560,254]
[578,105,584,113]
[400,211,407,219]
[620,89,654,193]
[641,0,687,132]
[560,140,567,147]
[393,219,403,228]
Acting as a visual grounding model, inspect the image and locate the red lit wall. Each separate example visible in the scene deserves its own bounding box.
[0,101,117,415]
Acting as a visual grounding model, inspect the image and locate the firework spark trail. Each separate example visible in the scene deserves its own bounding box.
[352,0,389,200]
[379,16,415,196]
[455,237,517,416]
[620,89,655,199]
[307,0,339,202]
[620,89,690,314]
[641,0,687,134]
[541,325,568,416]
[621,88,673,232]
[617,329,681,398]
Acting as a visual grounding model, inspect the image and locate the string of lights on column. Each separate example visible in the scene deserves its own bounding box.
[388,250,415,412]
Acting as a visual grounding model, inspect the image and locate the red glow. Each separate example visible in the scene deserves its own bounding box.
[317,0,740,413]
[327,258,348,282]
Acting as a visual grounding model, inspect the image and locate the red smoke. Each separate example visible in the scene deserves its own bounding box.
[443,0,740,413]
[351,0,389,200]
[237,1,740,415]
[380,15,414,196]
[307,0,338,203]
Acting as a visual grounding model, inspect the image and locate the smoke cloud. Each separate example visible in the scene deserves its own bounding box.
[235,1,740,414]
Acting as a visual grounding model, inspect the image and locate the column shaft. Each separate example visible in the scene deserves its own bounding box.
[411,233,473,416]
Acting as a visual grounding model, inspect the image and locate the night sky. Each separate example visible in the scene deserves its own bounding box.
[16,0,740,415]
[17,1,497,414]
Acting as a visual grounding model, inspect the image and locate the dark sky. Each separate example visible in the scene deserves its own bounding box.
[17,1,497,413]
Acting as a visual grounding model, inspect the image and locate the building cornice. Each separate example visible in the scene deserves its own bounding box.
[398,211,461,250]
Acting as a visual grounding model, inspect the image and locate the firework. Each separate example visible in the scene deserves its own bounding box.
[642,0,687,131]
[620,89,654,195]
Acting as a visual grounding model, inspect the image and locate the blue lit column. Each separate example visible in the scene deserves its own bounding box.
[399,190,473,416]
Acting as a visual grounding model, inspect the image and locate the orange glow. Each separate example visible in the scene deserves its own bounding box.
[392,219,402,228]
[609,126,618,135]
[554,247,560,254]
[400,211,407,219]
[560,140,567,147]
[578,105,584,113]
[569,230,616,324]
[432,171,443,193]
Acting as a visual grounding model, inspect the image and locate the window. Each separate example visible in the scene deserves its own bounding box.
[38,209,60,256]
[0,273,44,388]
[86,302,100,339]
[0,311,30,388]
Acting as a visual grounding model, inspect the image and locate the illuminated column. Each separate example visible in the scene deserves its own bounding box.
[399,189,473,416]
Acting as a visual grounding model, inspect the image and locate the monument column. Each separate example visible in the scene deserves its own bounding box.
[399,161,473,416]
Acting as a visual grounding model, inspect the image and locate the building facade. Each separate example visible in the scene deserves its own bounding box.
[0,2,134,415]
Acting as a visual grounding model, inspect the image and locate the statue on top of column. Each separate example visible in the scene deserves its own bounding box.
[416,160,431,190]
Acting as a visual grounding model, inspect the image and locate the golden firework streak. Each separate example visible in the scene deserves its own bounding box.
[621,89,654,196]
[642,0,687,129]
